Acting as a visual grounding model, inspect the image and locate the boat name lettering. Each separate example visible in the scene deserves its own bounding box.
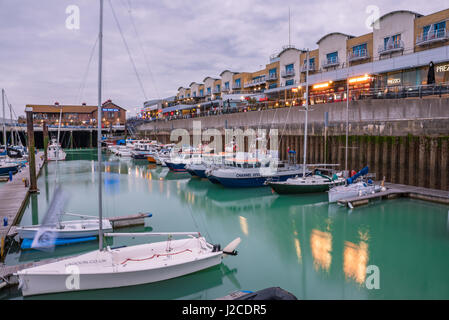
[65,259,107,267]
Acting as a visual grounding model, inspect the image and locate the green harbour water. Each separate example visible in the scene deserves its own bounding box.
[3,149,449,300]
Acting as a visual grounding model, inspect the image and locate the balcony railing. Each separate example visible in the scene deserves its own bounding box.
[213,88,221,94]
[378,40,404,55]
[281,69,295,78]
[301,63,316,72]
[267,73,278,80]
[416,29,449,46]
[348,49,370,62]
[322,57,339,68]
[244,76,267,88]
[232,84,242,90]
[221,87,230,92]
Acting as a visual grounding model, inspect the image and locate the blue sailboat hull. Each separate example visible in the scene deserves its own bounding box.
[0,165,19,176]
[21,236,98,250]
[166,162,187,172]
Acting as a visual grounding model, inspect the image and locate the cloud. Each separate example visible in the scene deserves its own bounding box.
[0,0,447,117]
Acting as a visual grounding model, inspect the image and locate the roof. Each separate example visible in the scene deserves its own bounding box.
[317,32,354,44]
[27,105,98,114]
[203,76,219,83]
[372,10,422,25]
[277,46,304,58]
[219,70,237,77]
[27,102,126,114]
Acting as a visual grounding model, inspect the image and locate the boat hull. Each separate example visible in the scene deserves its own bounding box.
[166,162,187,172]
[213,173,299,188]
[0,164,19,176]
[268,181,345,194]
[16,220,113,239]
[18,238,223,297]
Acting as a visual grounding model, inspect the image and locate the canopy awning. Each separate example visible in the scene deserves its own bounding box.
[162,104,196,113]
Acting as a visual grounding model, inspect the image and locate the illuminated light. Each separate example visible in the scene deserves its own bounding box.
[387,78,401,85]
[292,88,299,93]
[348,74,372,84]
[313,82,330,90]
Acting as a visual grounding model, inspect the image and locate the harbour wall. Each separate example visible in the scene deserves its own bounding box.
[137,97,449,191]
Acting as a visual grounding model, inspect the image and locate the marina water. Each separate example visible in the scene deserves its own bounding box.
[3,150,449,300]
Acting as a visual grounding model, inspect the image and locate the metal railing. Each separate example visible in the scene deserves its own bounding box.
[378,40,404,55]
[213,88,221,94]
[135,82,449,123]
[301,63,316,72]
[244,76,267,88]
[416,29,449,45]
[267,73,278,80]
[322,57,340,68]
[281,69,295,78]
[232,84,242,89]
[348,49,369,62]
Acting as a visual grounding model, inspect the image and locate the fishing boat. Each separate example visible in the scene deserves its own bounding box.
[15,1,241,296]
[207,157,307,188]
[47,139,67,161]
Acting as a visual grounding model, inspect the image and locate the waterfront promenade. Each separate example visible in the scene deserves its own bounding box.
[0,153,44,258]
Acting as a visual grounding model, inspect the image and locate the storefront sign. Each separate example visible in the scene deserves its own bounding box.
[387,78,401,85]
[436,64,449,73]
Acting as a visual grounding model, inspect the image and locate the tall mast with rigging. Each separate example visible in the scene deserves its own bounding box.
[302,49,309,178]
[98,0,104,251]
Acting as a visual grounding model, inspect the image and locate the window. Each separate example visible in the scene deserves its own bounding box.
[207,87,211,94]
[199,89,204,96]
[269,68,277,75]
[285,64,294,71]
[193,92,197,97]
[434,21,446,31]
[352,43,367,57]
[384,34,401,49]
[269,83,277,89]
[216,84,220,91]
[225,82,230,90]
[326,52,338,64]
[235,79,241,87]
[285,79,294,86]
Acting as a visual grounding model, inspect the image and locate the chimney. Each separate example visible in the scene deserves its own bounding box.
[82,102,86,106]
[55,102,60,105]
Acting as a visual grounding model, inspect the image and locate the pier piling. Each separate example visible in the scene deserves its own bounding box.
[25,107,38,193]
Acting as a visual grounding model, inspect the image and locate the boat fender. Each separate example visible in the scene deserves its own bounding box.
[212,244,221,252]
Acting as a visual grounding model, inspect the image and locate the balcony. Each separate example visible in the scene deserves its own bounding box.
[221,87,230,92]
[281,69,295,78]
[348,49,370,62]
[267,73,278,81]
[213,88,221,94]
[378,40,404,55]
[232,84,242,90]
[416,29,449,46]
[301,63,316,72]
[244,76,267,88]
[322,57,340,68]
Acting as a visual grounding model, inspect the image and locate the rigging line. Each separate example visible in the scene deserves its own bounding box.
[123,0,161,99]
[77,36,99,104]
[108,0,148,101]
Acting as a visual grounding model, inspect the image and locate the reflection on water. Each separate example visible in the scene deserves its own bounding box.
[3,150,449,300]
[310,230,333,272]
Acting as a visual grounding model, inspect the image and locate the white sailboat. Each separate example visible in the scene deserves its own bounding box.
[16,0,240,297]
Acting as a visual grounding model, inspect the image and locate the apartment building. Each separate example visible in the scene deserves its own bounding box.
[163,8,449,118]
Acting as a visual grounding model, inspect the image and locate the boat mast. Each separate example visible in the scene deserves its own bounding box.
[57,107,63,151]
[345,73,349,178]
[98,0,104,251]
[9,103,14,146]
[2,88,5,146]
[302,50,309,178]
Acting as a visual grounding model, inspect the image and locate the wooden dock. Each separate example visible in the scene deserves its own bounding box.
[337,183,449,208]
[0,153,45,257]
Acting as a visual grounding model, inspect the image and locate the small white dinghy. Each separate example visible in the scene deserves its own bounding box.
[16,219,113,240]
[17,233,240,297]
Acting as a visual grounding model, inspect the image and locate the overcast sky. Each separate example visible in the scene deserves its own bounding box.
[0,0,447,117]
